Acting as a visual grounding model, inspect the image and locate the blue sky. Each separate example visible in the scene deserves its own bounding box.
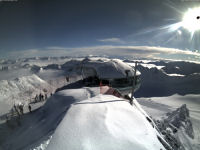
[0,0,199,60]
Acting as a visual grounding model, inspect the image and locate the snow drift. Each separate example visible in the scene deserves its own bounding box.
[46,90,166,150]
[0,87,167,150]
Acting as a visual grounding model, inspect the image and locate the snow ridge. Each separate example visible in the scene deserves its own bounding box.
[155,104,194,150]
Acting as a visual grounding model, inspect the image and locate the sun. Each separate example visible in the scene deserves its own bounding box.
[181,7,200,32]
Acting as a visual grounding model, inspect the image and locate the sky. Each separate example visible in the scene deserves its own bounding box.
[0,0,200,60]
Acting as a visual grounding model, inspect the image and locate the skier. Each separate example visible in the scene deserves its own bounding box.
[14,104,20,118]
[14,104,20,115]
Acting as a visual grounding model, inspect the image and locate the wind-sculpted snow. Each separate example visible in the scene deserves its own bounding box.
[46,93,165,150]
[0,87,166,150]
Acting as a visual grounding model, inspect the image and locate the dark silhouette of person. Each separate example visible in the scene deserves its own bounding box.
[41,95,44,101]
[19,104,24,114]
[28,105,32,113]
[35,95,38,102]
[45,94,47,100]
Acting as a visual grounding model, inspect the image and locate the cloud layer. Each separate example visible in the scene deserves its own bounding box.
[98,38,125,44]
[3,45,200,62]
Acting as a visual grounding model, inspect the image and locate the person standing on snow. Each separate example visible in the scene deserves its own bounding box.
[28,104,32,113]
[45,94,47,100]
[35,94,38,103]
[19,104,24,114]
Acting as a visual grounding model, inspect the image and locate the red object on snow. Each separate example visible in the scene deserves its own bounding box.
[100,85,121,98]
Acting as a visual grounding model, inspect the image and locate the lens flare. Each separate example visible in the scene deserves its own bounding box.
[182,7,200,32]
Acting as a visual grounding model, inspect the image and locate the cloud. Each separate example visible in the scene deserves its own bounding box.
[97,38,125,44]
[4,45,200,62]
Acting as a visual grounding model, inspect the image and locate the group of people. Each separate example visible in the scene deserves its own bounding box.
[13,103,24,115]
[34,93,48,103]
[6,103,29,126]
[6,103,25,122]
[5,91,53,126]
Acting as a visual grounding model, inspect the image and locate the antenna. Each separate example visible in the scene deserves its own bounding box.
[131,61,138,99]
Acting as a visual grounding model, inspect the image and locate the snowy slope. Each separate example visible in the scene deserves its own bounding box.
[1,57,200,150]
[0,88,91,150]
[47,94,165,150]
[138,94,200,150]
[0,87,166,150]
[126,60,200,97]
[0,74,52,115]
[61,57,141,79]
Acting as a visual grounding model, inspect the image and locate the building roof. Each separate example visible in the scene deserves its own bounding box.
[62,57,140,79]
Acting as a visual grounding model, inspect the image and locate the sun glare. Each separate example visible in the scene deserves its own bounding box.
[182,7,200,32]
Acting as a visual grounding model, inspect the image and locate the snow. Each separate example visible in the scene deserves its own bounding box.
[0,88,88,150]
[135,61,200,97]
[46,90,165,150]
[125,59,200,149]
[128,62,165,70]
[166,73,185,77]
[138,94,200,150]
[1,57,200,150]
[62,58,140,79]
[0,69,32,81]
[19,57,71,67]
[139,94,200,120]
[31,136,52,150]
[0,87,166,150]
[0,74,52,116]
